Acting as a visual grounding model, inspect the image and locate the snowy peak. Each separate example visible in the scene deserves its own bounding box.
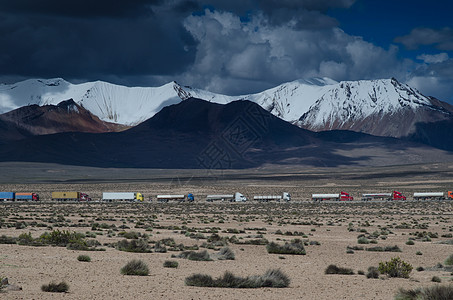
[297,78,452,137]
[299,78,437,126]
[0,79,188,125]
[1,77,452,138]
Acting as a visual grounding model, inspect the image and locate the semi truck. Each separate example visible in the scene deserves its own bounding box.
[0,192,39,201]
[413,191,453,201]
[102,192,144,202]
[253,192,291,202]
[156,193,194,202]
[52,192,91,201]
[361,191,406,201]
[312,191,353,202]
[206,192,247,202]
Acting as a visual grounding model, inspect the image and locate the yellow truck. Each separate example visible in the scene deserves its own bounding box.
[102,192,144,202]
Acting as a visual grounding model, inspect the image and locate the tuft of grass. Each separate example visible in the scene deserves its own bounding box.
[39,230,85,247]
[366,245,401,252]
[266,240,306,255]
[41,281,69,293]
[0,235,17,244]
[366,266,379,279]
[116,239,151,253]
[431,276,441,283]
[395,284,453,300]
[218,247,235,260]
[0,277,6,291]
[444,254,453,266]
[325,264,354,275]
[77,254,91,262]
[163,260,179,268]
[378,257,412,278]
[185,269,290,288]
[121,259,149,276]
[357,237,370,244]
[154,241,167,253]
[176,250,212,261]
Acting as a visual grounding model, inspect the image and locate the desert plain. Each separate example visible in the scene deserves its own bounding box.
[0,162,453,299]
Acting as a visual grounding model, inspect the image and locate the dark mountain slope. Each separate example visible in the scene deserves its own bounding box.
[0,98,450,168]
[0,100,126,143]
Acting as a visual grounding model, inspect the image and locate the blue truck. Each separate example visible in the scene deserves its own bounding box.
[0,192,39,201]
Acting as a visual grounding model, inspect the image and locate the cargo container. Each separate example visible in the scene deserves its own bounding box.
[0,192,15,201]
[15,192,39,201]
[102,192,144,202]
[361,191,406,201]
[253,192,291,202]
[156,194,194,202]
[312,192,353,202]
[206,192,247,202]
[52,192,91,201]
[413,191,452,201]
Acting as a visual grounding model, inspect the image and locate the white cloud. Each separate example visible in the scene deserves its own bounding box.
[416,53,449,64]
[181,10,406,95]
[395,27,453,50]
[407,75,453,102]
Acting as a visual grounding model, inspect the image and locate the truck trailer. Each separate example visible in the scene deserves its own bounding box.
[156,193,194,202]
[361,191,406,201]
[312,191,353,202]
[0,192,15,201]
[102,192,144,202]
[413,191,453,201]
[52,192,91,201]
[253,192,291,202]
[0,192,40,201]
[206,192,247,202]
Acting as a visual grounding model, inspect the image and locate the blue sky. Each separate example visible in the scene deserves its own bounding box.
[329,1,453,59]
[0,0,452,102]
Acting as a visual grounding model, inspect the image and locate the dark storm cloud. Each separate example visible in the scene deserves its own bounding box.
[0,0,199,81]
[0,0,360,85]
[395,27,453,51]
[0,0,157,18]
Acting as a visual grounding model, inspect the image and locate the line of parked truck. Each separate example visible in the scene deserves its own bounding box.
[1,190,453,202]
[311,190,453,201]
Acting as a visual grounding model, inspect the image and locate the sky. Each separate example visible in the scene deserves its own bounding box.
[0,0,452,102]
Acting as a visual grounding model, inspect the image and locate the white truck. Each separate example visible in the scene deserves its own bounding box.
[206,192,247,202]
[156,194,194,202]
[312,192,353,202]
[253,192,291,202]
[413,192,452,201]
[102,192,144,202]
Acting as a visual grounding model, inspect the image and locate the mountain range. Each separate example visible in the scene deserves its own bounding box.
[0,77,453,168]
[0,98,450,168]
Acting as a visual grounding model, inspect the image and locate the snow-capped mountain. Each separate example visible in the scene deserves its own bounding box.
[0,77,339,126]
[0,78,188,125]
[297,78,453,137]
[1,77,452,139]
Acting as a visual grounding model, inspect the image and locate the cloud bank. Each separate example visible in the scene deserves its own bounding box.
[0,0,451,101]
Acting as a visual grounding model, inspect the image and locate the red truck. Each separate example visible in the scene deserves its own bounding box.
[312,192,353,201]
[361,191,406,201]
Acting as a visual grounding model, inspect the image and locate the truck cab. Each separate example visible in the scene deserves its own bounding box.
[234,192,247,202]
[135,193,144,201]
[392,191,406,200]
[339,192,353,201]
[282,192,291,201]
[79,193,91,201]
[187,193,195,202]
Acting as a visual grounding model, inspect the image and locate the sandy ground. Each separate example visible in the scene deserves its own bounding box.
[0,201,452,300]
[1,163,453,299]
